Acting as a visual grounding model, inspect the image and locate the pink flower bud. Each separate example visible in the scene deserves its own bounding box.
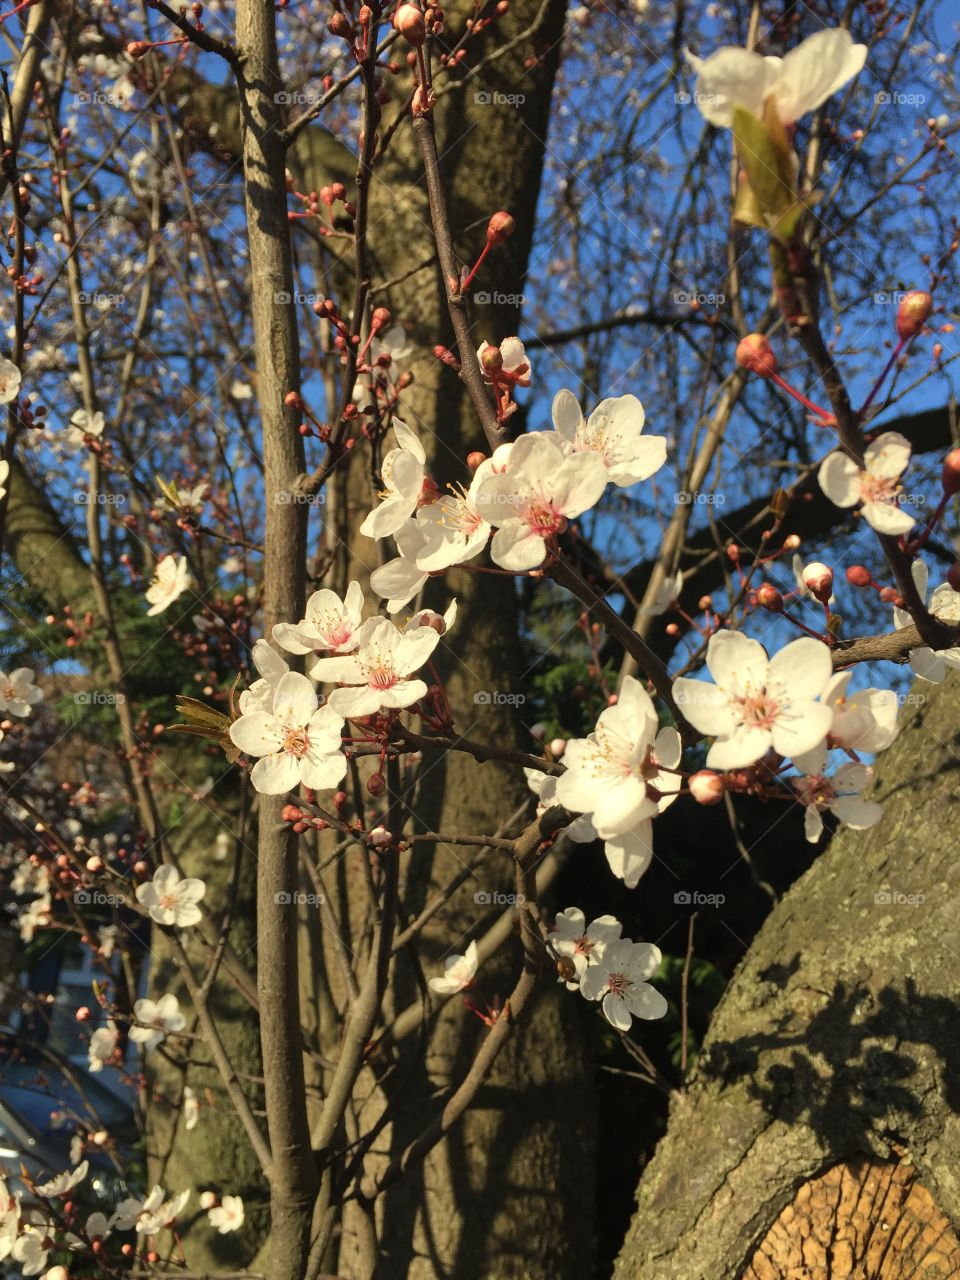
[479,343,503,376]
[327,11,354,39]
[371,306,391,331]
[942,447,960,497]
[549,737,566,757]
[846,565,872,587]
[369,826,392,847]
[783,534,801,550]
[367,772,386,796]
[417,610,447,634]
[86,855,104,873]
[689,770,724,805]
[199,1191,216,1209]
[487,211,515,244]
[756,583,783,612]
[394,3,426,46]
[896,290,933,340]
[466,450,487,472]
[76,1006,91,1021]
[735,333,777,378]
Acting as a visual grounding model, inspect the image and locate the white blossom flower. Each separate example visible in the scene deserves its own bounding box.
[579,939,667,1030]
[145,554,194,616]
[125,1187,190,1235]
[237,639,289,714]
[88,1022,118,1072]
[822,672,898,753]
[0,668,43,717]
[184,1086,199,1131]
[208,1194,244,1234]
[369,323,412,366]
[550,908,622,989]
[12,1231,47,1276]
[18,893,52,941]
[429,941,479,994]
[229,671,346,795]
[0,1205,15,1261]
[472,433,607,570]
[685,27,867,129]
[359,419,427,539]
[136,863,206,928]
[477,336,530,383]
[64,408,106,451]
[273,581,364,655]
[792,745,882,842]
[130,993,185,1050]
[556,676,680,840]
[36,1160,89,1197]
[0,357,21,404]
[524,768,597,844]
[550,389,666,487]
[229,379,252,400]
[637,568,683,617]
[818,432,914,534]
[673,630,834,769]
[310,615,440,718]
[893,560,960,683]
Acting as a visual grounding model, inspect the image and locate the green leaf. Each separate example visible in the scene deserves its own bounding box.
[732,105,794,226]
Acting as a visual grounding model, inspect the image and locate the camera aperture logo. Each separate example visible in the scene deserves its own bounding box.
[274,890,325,906]
[674,889,725,907]
[474,689,526,707]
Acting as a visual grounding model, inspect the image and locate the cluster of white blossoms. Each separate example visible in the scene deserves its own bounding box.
[363,391,666,604]
[228,586,454,796]
[550,908,667,1031]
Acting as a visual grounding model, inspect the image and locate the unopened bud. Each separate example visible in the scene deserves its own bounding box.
[556,954,577,983]
[417,610,447,634]
[367,772,386,796]
[369,825,392,847]
[549,737,566,757]
[466,450,487,472]
[86,855,104,873]
[783,533,801,550]
[199,1191,216,1210]
[801,561,833,603]
[394,3,426,45]
[756,583,783,612]
[371,306,391,332]
[896,290,933,340]
[327,11,354,39]
[941,447,960,497]
[479,343,503,376]
[434,344,461,371]
[846,565,872,587]
[689,770,724,805]
[487,211,515,244]
[735,333,777,378]
[126,40,152,59]
[879,586,898,603]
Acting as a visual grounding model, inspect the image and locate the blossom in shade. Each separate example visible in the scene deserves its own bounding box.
[822,672,898,753]
[818,432,914,534]
[145,554,194,615]
[88,1022,119,1073]
[792,745,882,842]
[429,941,479,994]
[129,993,186,1050]
[0,668,43,717]
[273,581,364,655]
[550,389,667,487]
[685,27,867,129]
[136,863,206,928]
[472,432,607,570]
[673,630,834,769]
[359,419,426,539]
[579,939,667,1030]
[36,1160,89,1197]
[229,671,346,795]
[208,1194,244,1234]
[550,908,622,989]
[310,614,440,717]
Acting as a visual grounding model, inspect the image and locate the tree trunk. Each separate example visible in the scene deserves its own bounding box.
[613,672,960,1279]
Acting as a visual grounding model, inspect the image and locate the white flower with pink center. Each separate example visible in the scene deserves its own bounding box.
[136,863,206,928]
[472,432,607,570]
[360,419,427,539]
[893,559,960,683]
[792,744,882,843]
[310,614,440,717]
[273,581,364,656]
[673,630,834,770]
[0,356,21,405]
[129,993,186,1051]
[550,389,667,487]
[556,676,681,843]
[0,667,43,717]
[579,938,667,1030]
[229,671,346,795]
[208,1194,245,1234]
[550,908,622,989]
[818,431,914,534]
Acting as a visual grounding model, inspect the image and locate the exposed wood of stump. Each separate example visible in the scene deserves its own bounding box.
[743,1157,960,1278]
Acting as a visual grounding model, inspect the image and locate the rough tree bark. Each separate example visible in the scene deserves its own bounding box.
[613,670,960,1279]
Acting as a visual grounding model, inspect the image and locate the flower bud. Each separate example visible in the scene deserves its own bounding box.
[756,583,783,612]
[879,586,898,603]
[801,561,833,603]
[86,855,104,873]
[735,333,777,378]
[689,770,724,805]
[367,772,386,796]
[76,1006,91,1021]
[846,565,872,588]
[371,306,391,331]
[417,610,447,634]
[549,737,566,758]
[199,1191,217,1210]
[126,41,152,59]
[487,211,515,244]
[327,11,354,39]
[783,534,801,550]
[942,447,960,497]
[479,343,503,376]
[369,826,392,847]
[466,450,487,472]
[394,3,426,46]
[896,290,933,340]
[556,954,577,983]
